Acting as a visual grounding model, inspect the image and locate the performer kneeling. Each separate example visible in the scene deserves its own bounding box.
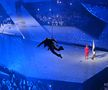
[92,49,96,60]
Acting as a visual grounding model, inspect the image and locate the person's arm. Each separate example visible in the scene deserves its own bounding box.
[37,41,44,47]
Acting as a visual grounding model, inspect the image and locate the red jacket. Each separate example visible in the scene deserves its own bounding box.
[85,47,89,55]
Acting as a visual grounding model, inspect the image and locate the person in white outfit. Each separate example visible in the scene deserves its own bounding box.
[92,40,96,60]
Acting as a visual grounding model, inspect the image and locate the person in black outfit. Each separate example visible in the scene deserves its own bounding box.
[37,38,64,58]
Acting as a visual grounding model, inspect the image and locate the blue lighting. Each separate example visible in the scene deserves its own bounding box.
[0,0,108,90]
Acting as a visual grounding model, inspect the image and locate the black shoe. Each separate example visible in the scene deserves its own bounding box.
[59,46,64,50]
[58,54,62,58]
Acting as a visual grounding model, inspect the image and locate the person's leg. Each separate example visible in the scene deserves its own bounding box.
[92,51,96,60]
[92,54,96,60]
[85,53,89,60]
[92,54,94,60]
[85,55,87,60]
[53,45,64,51]
[53,45,60,51]
[59,46,64,50]
[49,47,62,58]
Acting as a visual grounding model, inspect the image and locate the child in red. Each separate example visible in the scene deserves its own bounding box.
[85,45,89,60]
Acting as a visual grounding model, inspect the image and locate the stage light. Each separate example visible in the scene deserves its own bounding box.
[49,8,52,11]
[59,1,62,4]
[70,3,72,6]
[57,0,59,4]
[57,0,61,4]
[56,14,59,17]
[37,8,40,11]
[49,84,52,88]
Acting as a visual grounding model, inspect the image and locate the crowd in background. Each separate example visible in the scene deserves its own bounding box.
[0,65,52,90]
[24,0,107,27]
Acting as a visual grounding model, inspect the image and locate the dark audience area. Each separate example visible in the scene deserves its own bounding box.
[0,65,52,90]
